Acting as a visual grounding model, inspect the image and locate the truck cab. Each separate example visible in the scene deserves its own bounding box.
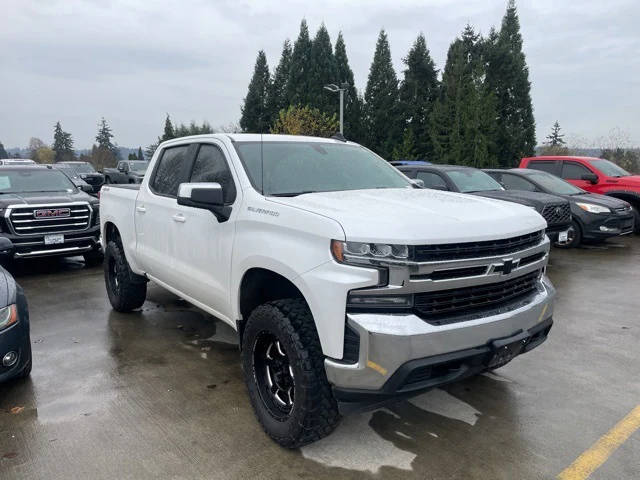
[100,134,556,447]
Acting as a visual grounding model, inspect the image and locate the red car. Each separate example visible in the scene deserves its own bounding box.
[519,156,640,232]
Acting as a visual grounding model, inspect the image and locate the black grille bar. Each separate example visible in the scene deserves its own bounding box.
[541,204,571,226]
[413,230,544,262]
[414,270,541,323]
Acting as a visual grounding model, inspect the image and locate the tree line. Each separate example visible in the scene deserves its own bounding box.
[240,1,535,167]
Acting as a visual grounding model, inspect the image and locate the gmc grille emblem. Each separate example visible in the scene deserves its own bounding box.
[34,208,71,218]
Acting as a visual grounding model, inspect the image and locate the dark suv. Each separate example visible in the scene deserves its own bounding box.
[485,168,634,247]
[397,163,572,244]
[0,166,102,265]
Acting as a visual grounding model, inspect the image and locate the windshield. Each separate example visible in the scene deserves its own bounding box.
[526,171,583,195]
[68,163,96,174]
[447,169,504,193]
[129,161,149,171]
[0,169,77,193]
[233,141,411,195]
[590,159,630,177]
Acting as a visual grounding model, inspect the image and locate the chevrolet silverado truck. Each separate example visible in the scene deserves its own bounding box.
[103,160,149,184]
[100,134,556,447]
[0,165,102,265]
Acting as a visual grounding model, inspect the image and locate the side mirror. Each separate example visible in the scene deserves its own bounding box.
[80,183,93,193]
[177,182,231,222]
[411,179,425,188]
[581,173,598,184]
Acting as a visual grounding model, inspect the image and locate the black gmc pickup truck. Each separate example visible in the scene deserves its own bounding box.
[0,165,102,265]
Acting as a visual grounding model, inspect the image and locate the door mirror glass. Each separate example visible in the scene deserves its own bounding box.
[177,182,225,208]
[80,183,93,193]
[581,173,598,184]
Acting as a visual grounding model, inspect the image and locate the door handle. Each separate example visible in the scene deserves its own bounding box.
[136,206,146,213]
[172,213,186,223]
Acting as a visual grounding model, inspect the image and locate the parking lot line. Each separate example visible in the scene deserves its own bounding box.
[557,405,640,480]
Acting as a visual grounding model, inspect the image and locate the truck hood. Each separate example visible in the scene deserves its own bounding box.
[268,188,546,244]
[472,190,567,211]
[0,190,97,209]
[605,175,640,188]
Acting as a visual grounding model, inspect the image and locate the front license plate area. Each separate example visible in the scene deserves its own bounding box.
[44,234,64,245]
[558,230,569,243]
[487,338,526,369]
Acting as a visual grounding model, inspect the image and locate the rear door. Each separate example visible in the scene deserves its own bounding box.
[560,161,597,190]
[136,144,194,281]
[170,141,239,323]
[526,160,562,177]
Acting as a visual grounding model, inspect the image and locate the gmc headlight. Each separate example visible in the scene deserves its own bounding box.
[576,202,610,214]
[331,240,409,264]
[0,305,17,331]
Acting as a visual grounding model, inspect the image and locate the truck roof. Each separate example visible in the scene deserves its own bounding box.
[160,133,356,146]
[522,156,604,162]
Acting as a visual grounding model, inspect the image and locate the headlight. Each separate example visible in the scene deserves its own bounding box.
[331,240,409,263]
[0,305,17,331]
[576,202,611,214]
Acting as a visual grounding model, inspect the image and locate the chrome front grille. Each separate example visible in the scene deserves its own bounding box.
[541,203,571,226]
[6,203,92,236]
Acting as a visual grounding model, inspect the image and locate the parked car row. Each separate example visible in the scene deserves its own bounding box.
[394,158,635,248]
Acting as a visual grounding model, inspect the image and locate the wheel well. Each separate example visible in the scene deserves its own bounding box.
[606,192,640,208]
[239,268,305,323]
[104,222,122,246]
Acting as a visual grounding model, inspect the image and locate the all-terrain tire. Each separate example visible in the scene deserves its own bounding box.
[104,240,147,312]
[241,298,340,448]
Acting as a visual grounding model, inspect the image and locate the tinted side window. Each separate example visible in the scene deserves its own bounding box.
[416,171,448,190]
[561,162,592,180]
[190,144,237,204]
[500,173,537,192]
[150,145,190,197]
[529,161,561,176]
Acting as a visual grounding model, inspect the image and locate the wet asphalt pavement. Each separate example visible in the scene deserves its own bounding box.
[1,238,639,479]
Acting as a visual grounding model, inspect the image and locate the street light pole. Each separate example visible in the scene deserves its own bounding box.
[324,83,348,135]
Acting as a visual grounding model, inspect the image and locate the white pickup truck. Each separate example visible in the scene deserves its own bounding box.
[100,134,555,447]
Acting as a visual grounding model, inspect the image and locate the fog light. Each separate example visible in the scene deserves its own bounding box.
[599,225,617,232]
[2,351,17,367]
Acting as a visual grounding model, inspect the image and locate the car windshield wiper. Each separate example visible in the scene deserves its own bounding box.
[268,191,317,197]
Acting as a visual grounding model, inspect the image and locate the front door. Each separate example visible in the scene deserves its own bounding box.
[171,141,239,325]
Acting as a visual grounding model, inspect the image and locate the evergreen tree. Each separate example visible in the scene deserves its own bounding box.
[485,0,536,166]
[0,142,8,159]
[399,33,439,160]
[266,39,293,125]
[287,20,313,106]
[52,121,75,162]
[137,146,144,161]
[392,128,418,160]
[334,32,365,143]
[160,114,175,142]
[96,117,118,157]
[240,50,271,132]
[430,26,498,167]
[145,143,158,160]
[309,23,337,114]
[364,30,401,159]
[545,121,565,146]
[128,152,137,160]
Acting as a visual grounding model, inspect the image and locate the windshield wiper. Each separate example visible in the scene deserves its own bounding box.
[268,191,317,197]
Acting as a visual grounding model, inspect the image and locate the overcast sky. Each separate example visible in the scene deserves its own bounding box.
[2,0,639,150]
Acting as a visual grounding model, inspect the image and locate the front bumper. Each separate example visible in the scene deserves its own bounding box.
[0,318,30,383]
[580,212,634,240]
[325,275,555,413]
[2,226,101,259]
[545,223,571,242]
